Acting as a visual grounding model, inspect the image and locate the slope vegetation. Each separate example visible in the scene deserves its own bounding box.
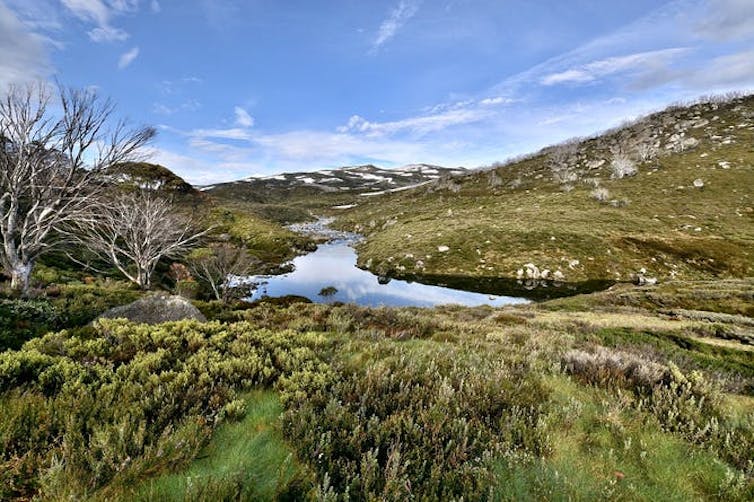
[335,94,754,285]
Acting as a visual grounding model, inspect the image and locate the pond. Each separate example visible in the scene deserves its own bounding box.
[246,239,530,307]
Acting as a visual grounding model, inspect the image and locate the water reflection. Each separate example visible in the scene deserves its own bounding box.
[247,240,529,308]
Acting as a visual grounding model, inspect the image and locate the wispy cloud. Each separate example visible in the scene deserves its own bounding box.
[117,46,139,69]
[540,48,689,86]
[152,99,200,115]
[234,106,254,127]
[0,2,51,86]
[695,0,754,41]
[338,106,492,137]
[373,0,420,49]
[688,49,754,87]
[61,0,151,42]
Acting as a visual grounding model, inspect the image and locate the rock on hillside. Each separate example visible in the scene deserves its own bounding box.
[334,93,754,285]
[97,294,207,324]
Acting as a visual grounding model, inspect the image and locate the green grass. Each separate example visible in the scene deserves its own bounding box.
[207,207,314,268]
[540,279,754,316]
[333,94,754,284]
[122,390,309,502]
[492,376,742,501]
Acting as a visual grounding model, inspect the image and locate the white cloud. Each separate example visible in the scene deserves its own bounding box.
[152,99,200,115]
[61,0,140,42]
[337,107,491,137]
[373,0,420,49]
[89,25,128,42]
[540,48,688,86]
[696,0,754,41]
[117,46,139,68]
[189,127,252,141]
[479,96,513,106]
[150,0,161,13]
[0,2,51,87]
[688,49,754,88]
[234,106,254,127]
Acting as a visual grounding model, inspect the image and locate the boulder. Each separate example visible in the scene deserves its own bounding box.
[97,294,206,324]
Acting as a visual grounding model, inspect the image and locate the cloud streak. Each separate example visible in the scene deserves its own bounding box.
[695,0,754,41]
[0,2,51,86]
[373,0,420,49]
[60,0,152,42]
[117,46,139,68]
[234,106,254,127]
[540,48,689,86]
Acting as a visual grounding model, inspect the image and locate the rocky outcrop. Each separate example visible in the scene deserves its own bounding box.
[97,294,206,324]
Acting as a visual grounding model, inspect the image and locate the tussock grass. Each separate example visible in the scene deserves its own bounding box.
[334,95,754,284]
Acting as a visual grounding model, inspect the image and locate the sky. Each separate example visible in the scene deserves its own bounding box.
[1,0,754,184]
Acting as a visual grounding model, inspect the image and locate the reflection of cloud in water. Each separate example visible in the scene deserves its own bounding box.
[247,242,528,307]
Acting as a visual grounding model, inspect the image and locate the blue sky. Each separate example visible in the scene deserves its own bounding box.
[1,0,754,184]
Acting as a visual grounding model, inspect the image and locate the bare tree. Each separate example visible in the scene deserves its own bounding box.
[187,243,259,302]
[636,142,657,162]
[79,191,207,290]
[0,82,155,294]
[610,154,638,179]
[547,141,579,186]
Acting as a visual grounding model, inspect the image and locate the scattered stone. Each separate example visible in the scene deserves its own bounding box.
[437,245,450,252]
[693,178,704,188]
[524,263,541,279]
[636,275,658,286]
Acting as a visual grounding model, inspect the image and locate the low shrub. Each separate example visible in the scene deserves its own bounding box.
[0,299,62,351]
[0,320,330,500]
[281,343,551,499]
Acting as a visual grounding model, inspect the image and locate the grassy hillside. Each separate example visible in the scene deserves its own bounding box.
[104,162,313,270]
[334,94,754,285]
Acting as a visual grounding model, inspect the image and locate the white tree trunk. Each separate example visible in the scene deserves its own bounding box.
[9,262,32,293]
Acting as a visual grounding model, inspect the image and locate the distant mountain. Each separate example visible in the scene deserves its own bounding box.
[198,164,466,202]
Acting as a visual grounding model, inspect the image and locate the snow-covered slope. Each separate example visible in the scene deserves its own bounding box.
[198,164,466,196]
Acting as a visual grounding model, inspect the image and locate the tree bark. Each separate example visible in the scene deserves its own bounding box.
[9,262,32,295]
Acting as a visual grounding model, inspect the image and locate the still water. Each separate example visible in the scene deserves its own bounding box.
[246,239,529,308]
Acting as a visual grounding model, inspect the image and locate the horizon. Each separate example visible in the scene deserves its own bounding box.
[2,0,754,184]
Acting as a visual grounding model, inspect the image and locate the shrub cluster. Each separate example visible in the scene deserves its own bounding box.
[0,285,140,351]
[562,347,754,472]
[281,343,551,500]
[0,320,329,500]
[0,299,62,351]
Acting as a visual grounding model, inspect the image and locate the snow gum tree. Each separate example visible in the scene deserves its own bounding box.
[78,190,208,290]
[0,82,155,294]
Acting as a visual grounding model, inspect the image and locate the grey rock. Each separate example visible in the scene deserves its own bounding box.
[97,294,206,324]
